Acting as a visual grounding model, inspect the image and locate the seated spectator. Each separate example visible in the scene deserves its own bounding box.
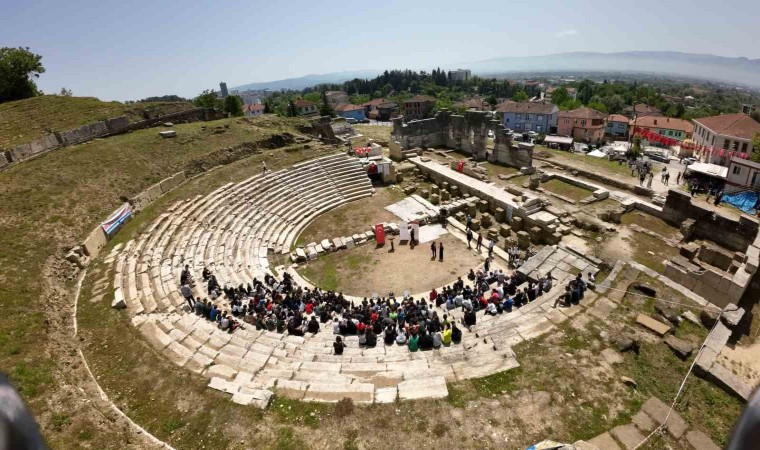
[451,323,462,344]
[333,336,345,355]
[587,271,596,290]
[442,324,452,346]
[307,316,320,334]
[485,302,498,316]
[419,332,433,350]
[365,329,377,348]
[396,328,408,345]
[384,325,397,345]
[432,331,442,349]
[464,309,477,328]
[408,333,419,352]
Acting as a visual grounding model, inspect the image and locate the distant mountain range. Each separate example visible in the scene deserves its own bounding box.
[467,51,760,88]
[230,70,380,92]
[230,51,760,92]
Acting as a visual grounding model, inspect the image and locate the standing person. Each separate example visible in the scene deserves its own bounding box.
[476,233,483,251]
[646,172,653,189]
[410,228,416,247]
[639,172,646,186]
[714,190,723,206]
[466,214,472,230]
[439,242,444,262]
[676,171,682,185]
[484,257,490,273]
[262,161,268,175]
[664,171,670,186]
[488,239,495,258]
[180,283,195,310]
[389,237,395,252]
[466,228,473,249]
[431,241,437,259]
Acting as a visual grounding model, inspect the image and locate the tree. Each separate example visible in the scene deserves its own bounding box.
[319,92,335,117]
[559,99,582,110]
[512,90,529,102]
[602,94,625,114]
[588,101,608,113]
[263,99,273,114]
[752,133,760,163]
[194,89,222,109]
[59,87,73,97]
[577,79,594,105]
[631,135,642,160]
[550,87,569,106]
[287,100,299,117]
[223,95,243,116]
[0,47,45,103]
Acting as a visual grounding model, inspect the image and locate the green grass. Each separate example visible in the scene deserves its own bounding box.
[542,178,593,202]
[272,427,308,450]
[0,95,195,149]
[471,366,523,396]
[536,145,662,178]
[621,211,680,239]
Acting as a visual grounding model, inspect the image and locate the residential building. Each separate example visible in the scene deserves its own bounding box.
[375,102,398,121]
[450,69,471,82]
[633,116,693,141]
[727,157,760,188]
[622,103,662,119]
[219,82,229,98]
[693,113,760,165]
[325,91,349,106]
[454,98,489,111]
[557,107,607,144]
[243,104,265,117]
[334,104,366,121]
[294,99,318,117]
[605,114,630,139]
[496,101,559,134]
[362,98,399,121]
[403,95,436,120]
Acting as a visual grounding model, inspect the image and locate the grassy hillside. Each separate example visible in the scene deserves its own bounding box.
[0,114,328,448]
[0,95,195,149]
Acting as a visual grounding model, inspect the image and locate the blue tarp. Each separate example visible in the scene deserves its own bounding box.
[721,191,759,214]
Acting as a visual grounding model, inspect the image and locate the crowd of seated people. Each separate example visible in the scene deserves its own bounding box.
[182,260,592,350]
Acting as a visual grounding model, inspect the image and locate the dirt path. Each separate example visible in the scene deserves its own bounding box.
[298,232,486,298]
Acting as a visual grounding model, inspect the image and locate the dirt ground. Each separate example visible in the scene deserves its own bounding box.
[296,186,405,247]
[298,232,485,297]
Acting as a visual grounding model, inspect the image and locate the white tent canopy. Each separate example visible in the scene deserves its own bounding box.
[687,162,728,179]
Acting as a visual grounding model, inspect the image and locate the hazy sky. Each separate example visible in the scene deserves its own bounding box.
[3,0,759,101]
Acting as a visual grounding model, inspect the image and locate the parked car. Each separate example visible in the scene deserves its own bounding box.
[681,157,697,166]
[345,118,358,124]
[359,118,370,124]
[647,154,670,163]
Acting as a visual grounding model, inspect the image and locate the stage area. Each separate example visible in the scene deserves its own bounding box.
[296,232,484,297]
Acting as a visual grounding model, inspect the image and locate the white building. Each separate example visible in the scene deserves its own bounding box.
[692,113,760,166]
[727,157,760,188]
[450,69,471,82]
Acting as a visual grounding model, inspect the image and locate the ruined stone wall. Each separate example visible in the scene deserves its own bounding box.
[661,189,759,252]
[392,109,532,167]
[1,108,217,171]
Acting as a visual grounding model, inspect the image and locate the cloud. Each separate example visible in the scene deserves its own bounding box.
[555,29,579,38]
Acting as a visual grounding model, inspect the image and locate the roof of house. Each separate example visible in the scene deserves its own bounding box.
[693,113,760,140]
[377,102,397,109]
[405,95,436,103]
[294,99,316,108]
[362,98,387,107]
[607,114,629,123]
[243,104,266,112]
[496,101,557,114]
[455,98,489,110]
[635,116,694,133]
[334,104,364,112]
[625,103,662,117]
[558,107,607,120]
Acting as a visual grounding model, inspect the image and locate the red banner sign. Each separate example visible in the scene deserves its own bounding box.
[374,223,385,245]
[457,160,465,172]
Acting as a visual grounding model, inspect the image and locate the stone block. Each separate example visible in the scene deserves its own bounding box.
[344,237,355,249]
[499,224,511,237]
[450,185,459,197]
[528,226,543,244]
[478,199,489,213]
[466,201,478,216]
[721,306,745,328]
[636,314,671,336]
[631,410,655,432]
[664,335,695,359]
[304,382,374,404]
[431,184,440,195]
[374,387,398,403]
[593,189,609,200]
[545,232,562,245]
[295,248,307,262]
[641,396,687,438]
[587,432,622,450]
[708,363,753,400]
[685,430,721,450]
[469,218,481,231]
[680,242,700,260]
[440,189,451,201]
[429,194,440,205]
[494,207,506,222]
[511,216,524,231]
[517,231,530,249]
[82,226,108,258]
[609,424,647,450]
[420,189,429,198]
[481,213,492,228]
[398,376,448,401]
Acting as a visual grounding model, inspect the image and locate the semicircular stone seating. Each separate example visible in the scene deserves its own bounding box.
[111,153,580,407]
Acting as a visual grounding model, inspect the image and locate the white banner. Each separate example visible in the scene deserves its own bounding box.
[399,221,410,242]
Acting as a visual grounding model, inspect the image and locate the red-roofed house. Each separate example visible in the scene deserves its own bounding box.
[693,113,760,165]
[633,116,693,142]
[334,104,366,121]
[294,99,318,117]
[557,107,607,144]
[243,103,266,117]
[325,91,349,106]
[363,98,398,120]
[403,95,436,120]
